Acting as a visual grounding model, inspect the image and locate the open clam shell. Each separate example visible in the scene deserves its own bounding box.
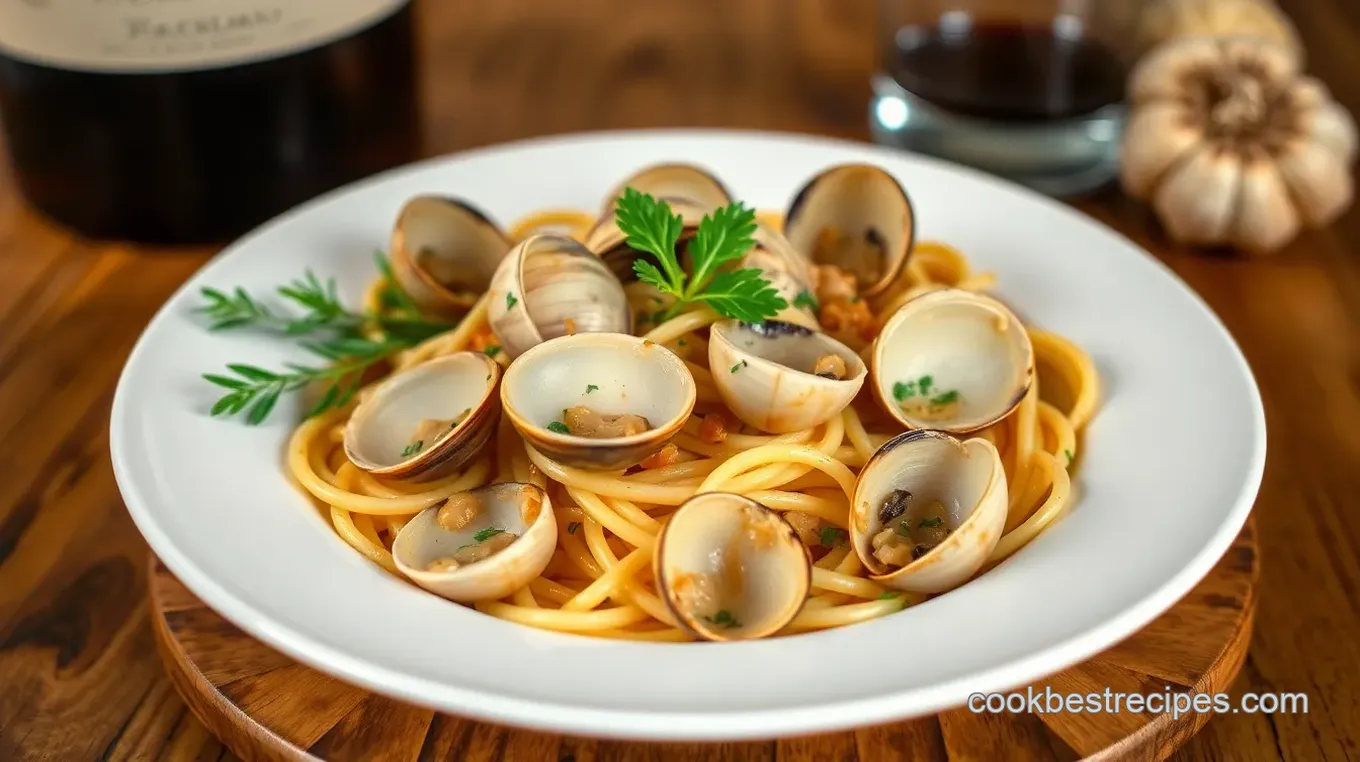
[655,492,811,641]
[602,163,733,215]
[390,196,513,318]
[487,233,631,359]
[872,289,1034,433]
[709,320,866,433]
[783,164,916,298]
[501,332,696,471]
[850,431,1007,594]
[392,483,555,603]
[343,352,501,482]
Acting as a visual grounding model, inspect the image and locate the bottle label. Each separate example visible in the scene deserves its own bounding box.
[0,0,408,73]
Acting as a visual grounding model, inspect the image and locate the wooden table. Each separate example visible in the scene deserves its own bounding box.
[1,1,1357,759]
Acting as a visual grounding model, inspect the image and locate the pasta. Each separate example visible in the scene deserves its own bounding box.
[287,170,1099,642]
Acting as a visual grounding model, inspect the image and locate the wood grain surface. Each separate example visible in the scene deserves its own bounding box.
[146,522,1257,762]
[0,0,1356,759]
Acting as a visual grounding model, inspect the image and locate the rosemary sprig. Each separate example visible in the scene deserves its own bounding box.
[204,336,407,425]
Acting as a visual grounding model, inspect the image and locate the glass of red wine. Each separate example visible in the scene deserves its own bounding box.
[870,0,1139,196]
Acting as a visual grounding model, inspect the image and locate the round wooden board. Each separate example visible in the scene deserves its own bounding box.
[150,519,1257,762]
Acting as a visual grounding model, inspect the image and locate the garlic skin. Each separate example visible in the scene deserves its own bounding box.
[1121,38,1357,254]
[1137,0,1301,61]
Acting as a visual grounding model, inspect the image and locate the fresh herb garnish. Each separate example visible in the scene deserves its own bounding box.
[929,390,959,406]
[547,421,571,434]
[892,381,915,401]
[1064,449,1074,465]
[567,522,581,535]
[402,440,424,457]
[703,609,741,629]
[615,189,786,322]
[918,516,944,528]
[730,360,748,373]
[204,336,409,425]
[506,292,518,310]
[793,289,820,311]
[918,375,934,394]
[483,345,502,358]
[894,522,913,538]
[878,591,900,600]
[474,526,506,542]
[586,384,599,394]
[819,526,844,547]
[199,255,457,424]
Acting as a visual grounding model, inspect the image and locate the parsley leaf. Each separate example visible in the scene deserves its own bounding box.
[483,345,502,358]
[730,360,748,373]
[892,381,916,401]
[793,289,820,311]
[586,384,599,394]
[547,421,570,434]
[1063,449,1074,465]
[684,201,757,298]
[506,292,518,310]
[401,440,424,457]
[615,189,785,322]
[819,526,844,547]
[918,516,944,528]
[878,591,900,600]
[929,390,959,406]
[703,609,742,629]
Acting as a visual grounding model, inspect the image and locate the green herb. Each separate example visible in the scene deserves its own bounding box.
[918,375,934,394]
[677,339,687,347]
[793,289,820,311]
[1064,449,1074,465]
[892,381,915,401]
[819,527,844,547]
[203,336,409,425]
[703,609,741,629]
[373,251,419,315]
[894,522,913,538]
[878,591,900,600]
[456,526,509,550]
[616,189,786,322]
[918,516,944,528]
[929,390,959,406]
[401,440,424,457]
[730,360,748,374]
[586,384,599,394]
[547,421,571,434]
[483,345,502,358]
[506,292,518,310]
[474,526,506,542]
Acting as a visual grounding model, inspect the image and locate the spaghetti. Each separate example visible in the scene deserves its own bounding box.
[289,209,1099,641]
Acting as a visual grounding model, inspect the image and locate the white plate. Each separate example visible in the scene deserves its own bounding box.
[112,130,1265,741]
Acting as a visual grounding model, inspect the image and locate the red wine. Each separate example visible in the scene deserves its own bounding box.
[887,20,1126,122]
[0,2,419,243]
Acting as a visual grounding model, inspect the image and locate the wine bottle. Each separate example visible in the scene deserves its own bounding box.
[0,1,420,243]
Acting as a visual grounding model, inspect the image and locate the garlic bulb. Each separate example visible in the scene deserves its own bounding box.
[1137,0,1301,60]
[1121,38,1357,254]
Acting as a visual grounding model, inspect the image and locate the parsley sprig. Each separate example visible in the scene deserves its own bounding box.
[615,189,786,323]
[199,253,457,425]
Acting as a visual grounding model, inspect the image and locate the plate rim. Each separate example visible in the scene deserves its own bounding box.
[111,128,1267,741]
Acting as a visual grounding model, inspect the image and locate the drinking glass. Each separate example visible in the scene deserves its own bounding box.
[870,0,1141,196]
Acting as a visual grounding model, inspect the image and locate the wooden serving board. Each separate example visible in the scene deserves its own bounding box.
[149,520,1257,761]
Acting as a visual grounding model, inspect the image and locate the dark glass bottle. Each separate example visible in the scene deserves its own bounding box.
[0,2,420,243]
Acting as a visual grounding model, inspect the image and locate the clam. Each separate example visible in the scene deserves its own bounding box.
[487,234,631,359]
[655,492,810,641]
[392,483,556,603]
[602,163,733,215]
[872,289,1034,433]
[709,320,866,433]
[583,197,709,282]
[501,332,696,470]
[343,352,501,482]
[849,430,1006,594]
[390,196,513,317]
[783,164,916,298]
